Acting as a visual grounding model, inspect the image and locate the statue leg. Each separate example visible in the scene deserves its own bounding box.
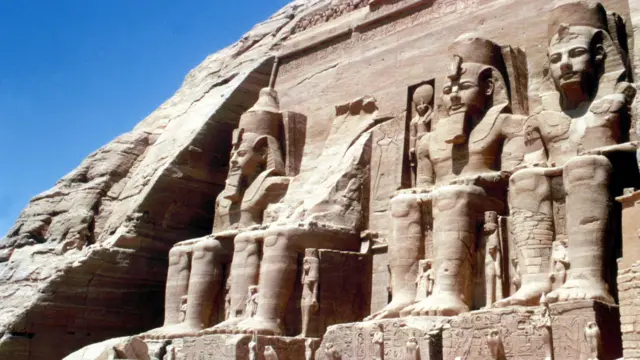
[495,168,553,307]
[236,226,359,335]
[368,194,423,320]
[149,237,231,339]
[408,185,492,316]
[547,155,614,304]
[211,230,262,331]
[142,242,191,337]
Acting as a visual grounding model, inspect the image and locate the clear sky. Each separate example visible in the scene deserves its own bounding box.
[0,0,291,237]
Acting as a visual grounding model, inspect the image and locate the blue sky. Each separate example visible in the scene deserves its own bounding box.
[0,0,290,237]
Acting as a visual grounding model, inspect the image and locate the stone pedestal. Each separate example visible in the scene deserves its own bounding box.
[550,300,622,360]
[168,334,320,360]
[442,300,621,360]
[443,307,546,359]
[317,317,445,360]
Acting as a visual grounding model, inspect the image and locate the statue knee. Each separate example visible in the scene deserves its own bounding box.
[168,245,190,266]
[234,232,261,254]
[193,237,222,254]
[564,155,612,189]
[509,168,550,199]
[390,194,420,218]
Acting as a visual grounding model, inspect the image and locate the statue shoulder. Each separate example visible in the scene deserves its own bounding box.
[498,113,526,138]
[243,170,290,207]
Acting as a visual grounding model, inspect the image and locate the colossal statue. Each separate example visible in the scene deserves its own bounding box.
[368,33,526,319]
[496,0,636,307]
[209,96,382,335]
[143,86,290,339]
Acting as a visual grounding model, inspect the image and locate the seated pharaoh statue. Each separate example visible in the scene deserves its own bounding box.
[209,96,387,335]
[496,0,636,307]
[143,85,293,339]
[368,33,527,319]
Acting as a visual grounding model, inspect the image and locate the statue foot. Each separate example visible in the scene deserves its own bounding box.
[235,317,284,336]
[494,282,551,307]
[404,294,469,316]
[546,279,614,304]
[141,323,201,340]
[365,300,414,321]
[199,317,243,335]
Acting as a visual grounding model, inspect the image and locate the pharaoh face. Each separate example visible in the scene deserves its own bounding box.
[548,26,604,99]
[228,133,265,178]
[442,62,493,117]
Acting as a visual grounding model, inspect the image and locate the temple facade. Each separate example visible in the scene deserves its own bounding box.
[3,0,640,359]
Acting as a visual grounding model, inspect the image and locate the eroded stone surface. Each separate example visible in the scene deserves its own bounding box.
[4,0,640,359]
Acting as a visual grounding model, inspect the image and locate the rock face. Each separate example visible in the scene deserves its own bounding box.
[3,0,640,359]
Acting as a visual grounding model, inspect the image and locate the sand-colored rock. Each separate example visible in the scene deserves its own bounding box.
[3,0,640,359]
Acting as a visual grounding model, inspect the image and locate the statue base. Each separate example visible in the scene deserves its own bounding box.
[443,300,622,360]
[317,317,446,360]
[161,334,321,360]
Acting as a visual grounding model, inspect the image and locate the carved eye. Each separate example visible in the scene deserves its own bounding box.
[569,47,589,58]
[237,150,247,157]
[443,86,452,95]
[459,81,475,90]
[549,53,562,64]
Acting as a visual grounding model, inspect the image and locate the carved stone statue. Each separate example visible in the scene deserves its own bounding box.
[372,324,384,360]
[415,259,434,302]
[550,239,569,289]
[245,285,259,318]
[143,85,290,339]
[484,211,503,308]
[486,329,505,360]
[409,84,435,187]
[585,321,601,360]
[249,332,258,360]
[213,96,382,335]
[497,0,635,307]
[305,338,317,360]
[369,33,526,319]
[300,249,320,338]
[264,345,280,360]
[534,293,553,360]
[405,337,419,360]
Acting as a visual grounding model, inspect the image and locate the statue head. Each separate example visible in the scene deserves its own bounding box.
[547,1,609,110]
[222,88,285,202]
[441,34,510,144]
[248,285,259,296]
[413,84,434,117]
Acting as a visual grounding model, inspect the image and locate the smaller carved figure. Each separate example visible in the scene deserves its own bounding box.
[178,296,188,323]
[245,286,259,319]
[484,212,503,308]
[372,324,384,360]
[249,332,258,360]
[405,337,419,360]
[409,83,435,186]
[534,293,553,360]
[264,345,279,360]
[324,343,341,360]
[511,258,521,292]
[300,249,320,337]
[584,321,601,360]
[549,240,569,289]
[224,285,232,320]
[305,338,317,360]
[486,329,505,360]
[415,259,434,301]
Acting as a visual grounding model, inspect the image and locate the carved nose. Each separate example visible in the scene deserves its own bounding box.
[560,62,572,73]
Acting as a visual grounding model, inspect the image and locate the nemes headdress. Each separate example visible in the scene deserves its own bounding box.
[448,33,509,86]
[548,0,608,41]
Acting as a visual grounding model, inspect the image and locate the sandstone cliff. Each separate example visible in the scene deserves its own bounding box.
[0,1,345,358]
